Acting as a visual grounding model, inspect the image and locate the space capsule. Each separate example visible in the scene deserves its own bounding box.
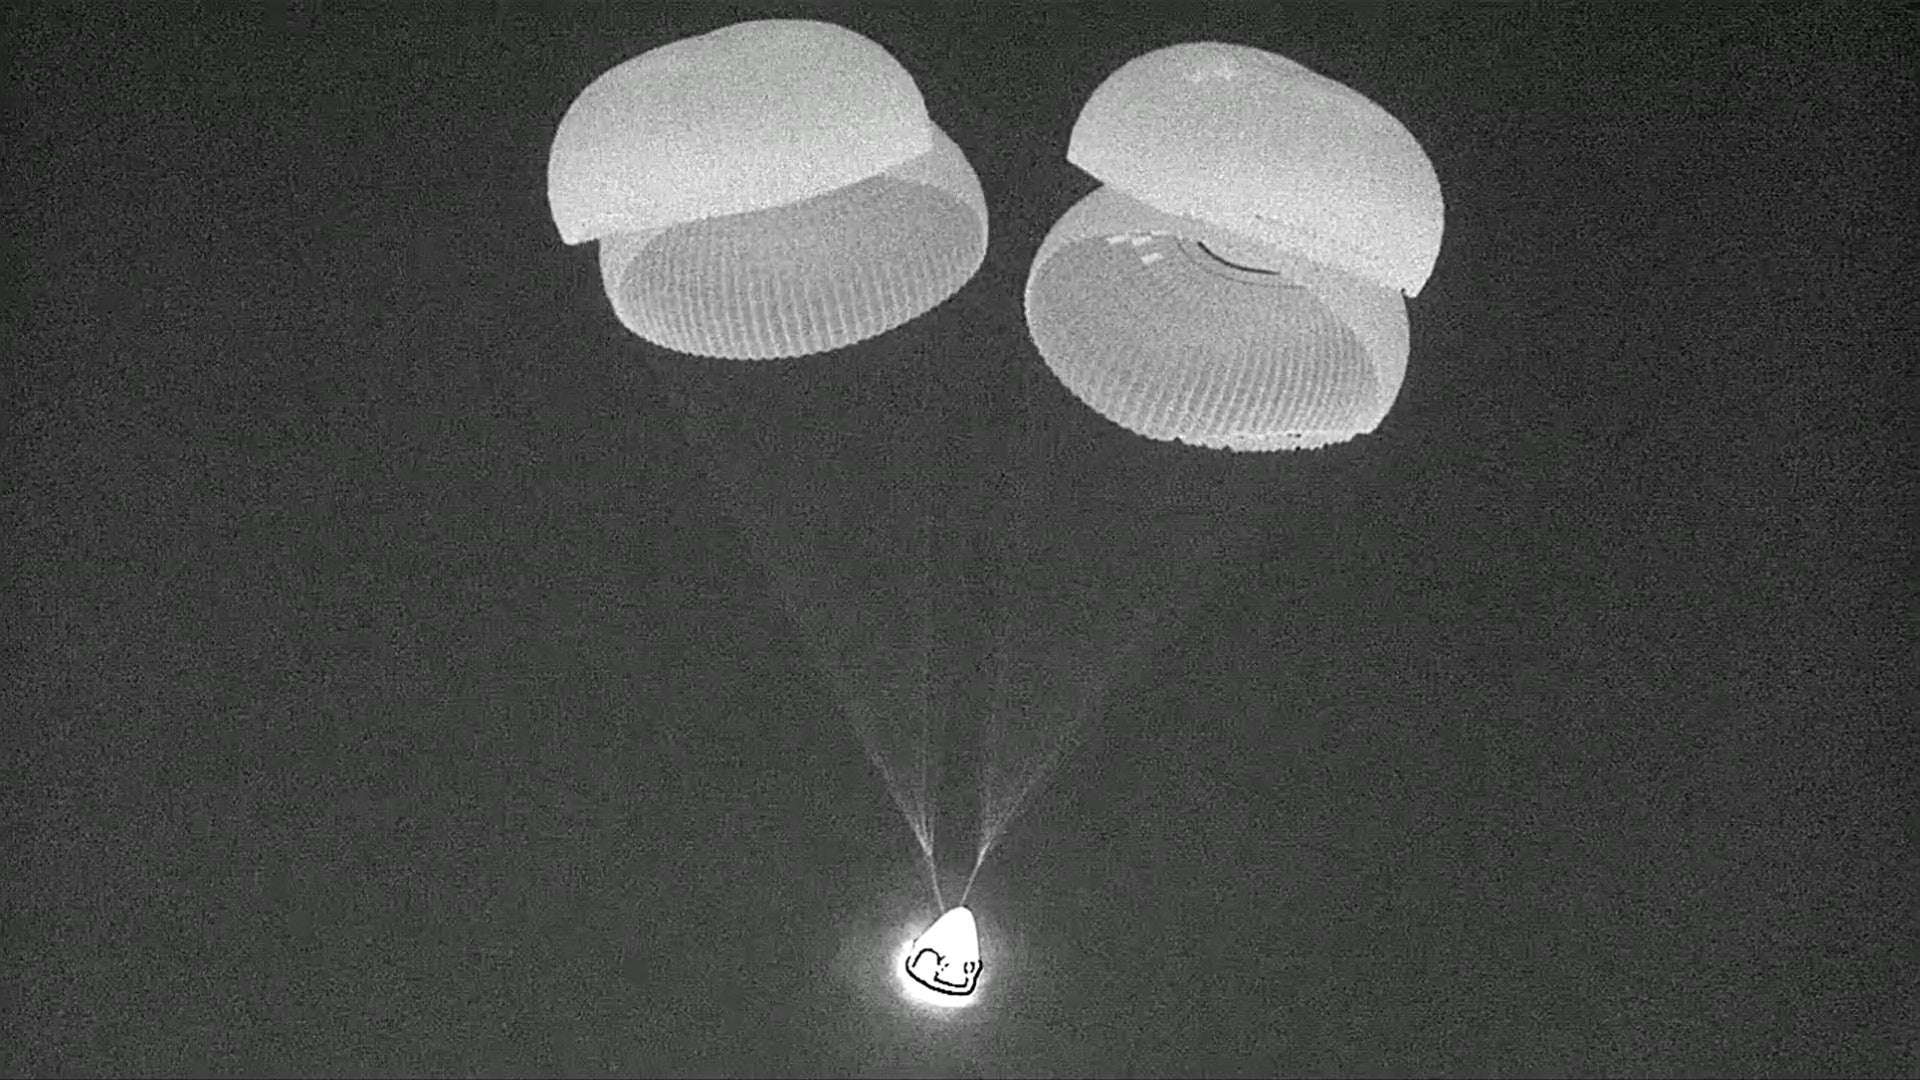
[903,905,981,997]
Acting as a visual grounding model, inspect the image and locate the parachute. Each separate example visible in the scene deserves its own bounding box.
[542,30,1446,1005]
[547,19,988,359]
[1024,42,1445,450]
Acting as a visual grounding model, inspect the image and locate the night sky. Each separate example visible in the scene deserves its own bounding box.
[4,3,1914,1076]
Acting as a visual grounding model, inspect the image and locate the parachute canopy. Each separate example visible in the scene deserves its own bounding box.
[1025,42,1445,451]
[548,19,988,359]
[1068,42,1442,298]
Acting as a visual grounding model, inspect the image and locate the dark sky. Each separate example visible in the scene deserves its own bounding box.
[4,3,1914,1077]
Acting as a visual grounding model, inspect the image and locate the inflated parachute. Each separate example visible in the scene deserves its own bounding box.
[1024,43,1444,450]
[548,20,988,359]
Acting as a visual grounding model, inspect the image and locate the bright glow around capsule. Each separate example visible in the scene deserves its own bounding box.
[898,906,981,1004]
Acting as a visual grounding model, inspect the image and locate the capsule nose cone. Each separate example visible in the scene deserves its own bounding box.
[922,906,976,947]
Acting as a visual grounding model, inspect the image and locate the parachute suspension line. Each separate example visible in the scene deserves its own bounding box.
[959,845,985,907]
[978,389,1036,869]
[979,519,1010,865]
[917,510,942,909]
[926,844,945,912]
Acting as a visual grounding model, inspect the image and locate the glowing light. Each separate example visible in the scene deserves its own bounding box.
[896,906,981,1006]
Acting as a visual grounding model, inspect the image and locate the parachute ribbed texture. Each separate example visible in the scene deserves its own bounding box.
[1026,234,1380,451]
[607,171,983,360]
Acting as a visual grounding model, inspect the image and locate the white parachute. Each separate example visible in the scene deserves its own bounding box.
[547,19,988,359]
[1025,43,1445,450]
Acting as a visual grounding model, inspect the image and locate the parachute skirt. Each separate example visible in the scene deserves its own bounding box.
[596,131,986,360]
